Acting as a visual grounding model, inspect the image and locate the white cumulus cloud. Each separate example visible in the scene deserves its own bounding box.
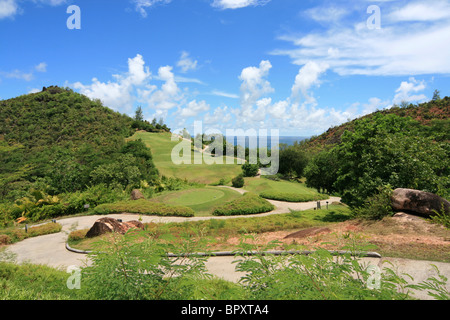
[132,0,171,18]
[177,51,198,73]
[0,0,18,19]
[211,0,271,10]
[291,61,329,106]
[73,54,151,113]
[180,100,210,117]
[393,77,427,104]
[272,1,450,76]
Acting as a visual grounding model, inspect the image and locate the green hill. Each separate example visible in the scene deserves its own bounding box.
[300,97,450,208]
[303,97,450,154]
[0,86,158,200]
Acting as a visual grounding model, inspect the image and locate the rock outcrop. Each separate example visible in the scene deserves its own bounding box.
[130,189,145,200]
[85,217,144,238]
[391,188,450,217]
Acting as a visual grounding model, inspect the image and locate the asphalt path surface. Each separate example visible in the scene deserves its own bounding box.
[2,193,449,300]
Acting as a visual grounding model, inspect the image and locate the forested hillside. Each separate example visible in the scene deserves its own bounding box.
[303,97,450,154]
[0,86,159,202]
[294,97,450,209]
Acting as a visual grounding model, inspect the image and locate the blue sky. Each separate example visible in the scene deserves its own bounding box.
[1,0,449,136]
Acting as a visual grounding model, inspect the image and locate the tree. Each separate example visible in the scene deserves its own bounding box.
[134,106,144,122]
[304,113,450,207]
[278,144,309,178]
[432,90,441,101]
[304,148,338,194]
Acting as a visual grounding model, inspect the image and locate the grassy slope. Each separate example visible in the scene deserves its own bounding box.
[243,177,323,196]
[128,131,242,184]
[150,186,242,216]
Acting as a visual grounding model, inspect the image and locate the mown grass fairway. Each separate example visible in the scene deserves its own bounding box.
[243,177,325,196]
[128,131,242,184]
[150,186,242,216]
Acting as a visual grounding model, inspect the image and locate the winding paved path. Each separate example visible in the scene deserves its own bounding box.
[2,192,339,269]
[2,190,450,300]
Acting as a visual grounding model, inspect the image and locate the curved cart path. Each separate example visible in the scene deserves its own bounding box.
[2,193,340,269]
[2,191,450,300]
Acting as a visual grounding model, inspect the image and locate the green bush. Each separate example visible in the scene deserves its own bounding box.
[212,193,274,216]
[68,229,89,242]
[232,174,245,188]
[353,185,394,220]
[304,113,450,208]
[259,191,329,202]
[242,163,259,177]
[0,222,62,245]
[0,234,11,245]
[60,184,128,216]
[92,199,195,217]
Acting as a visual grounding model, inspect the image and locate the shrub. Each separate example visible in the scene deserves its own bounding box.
[430,205,450,229]
[259,191,329,202]
[233,238,450,300]
[68,229,89,242]
[0,234,11,245]
[27,222,62,237]
[81,229,211,300]
[212,193,274,216]
[232,174,245,188]
[242,163,259,177]
[0,222,62,245]
[353,185,394,220]
[60,184,128,216]
[92,199,195,217]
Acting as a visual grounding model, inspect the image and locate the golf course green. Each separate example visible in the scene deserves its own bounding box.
[150,186,242,216]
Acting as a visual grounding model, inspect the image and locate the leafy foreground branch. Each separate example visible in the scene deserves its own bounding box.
[1,230,448,300]
[78,230,450,300]
[233,235,449,300]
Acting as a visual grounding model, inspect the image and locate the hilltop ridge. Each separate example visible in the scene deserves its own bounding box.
[0,86,159,200]
[303,97,450,153]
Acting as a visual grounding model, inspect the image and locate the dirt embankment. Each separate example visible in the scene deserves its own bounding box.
[218,213,450,261]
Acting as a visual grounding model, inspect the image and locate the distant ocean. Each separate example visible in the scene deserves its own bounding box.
[232,136,309,148]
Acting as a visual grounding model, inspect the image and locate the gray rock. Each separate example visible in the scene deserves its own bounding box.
[130,189,145,200]
[85,217,144,238]
[391,188,450,217]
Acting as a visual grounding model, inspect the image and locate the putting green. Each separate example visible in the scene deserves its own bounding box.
[151,187,242,216]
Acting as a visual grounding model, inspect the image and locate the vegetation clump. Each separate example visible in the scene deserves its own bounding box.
[213,193,274,216]
[231,174,245,188]
[92,199,195,217]
[259,190,329,203]
[303,113,449,209]
[0,222,62,245]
